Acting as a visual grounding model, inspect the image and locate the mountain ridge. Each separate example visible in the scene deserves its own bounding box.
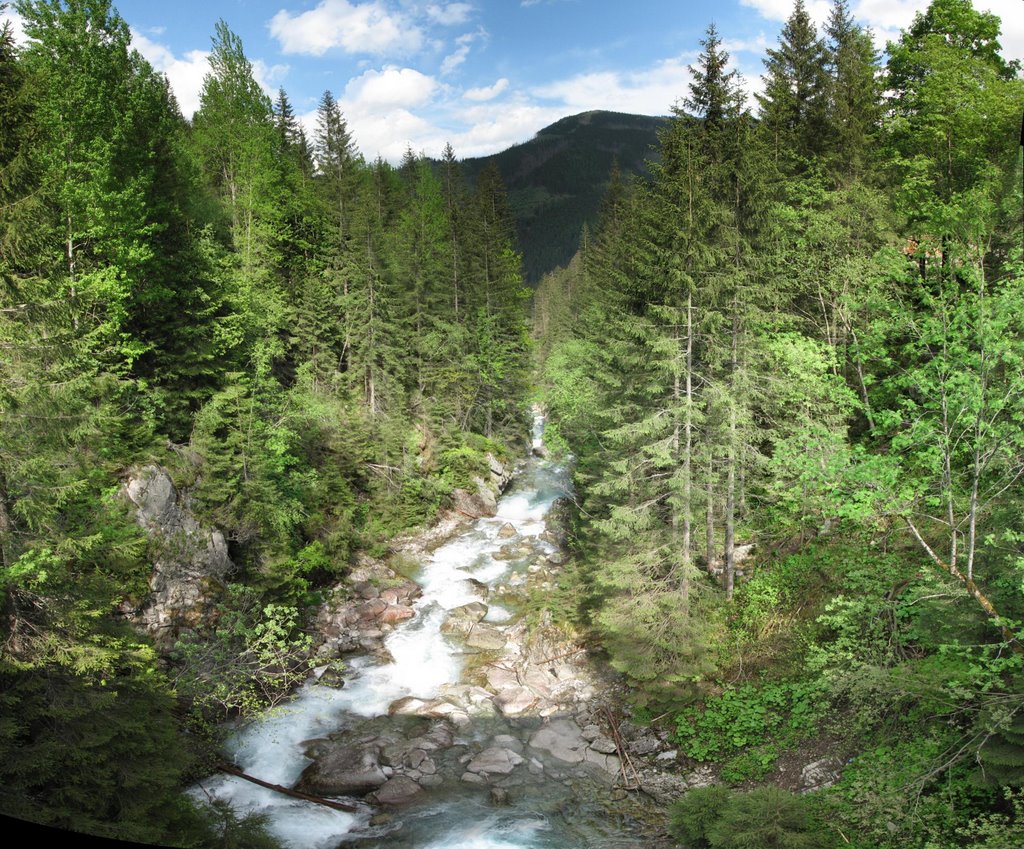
[456,110,668,283]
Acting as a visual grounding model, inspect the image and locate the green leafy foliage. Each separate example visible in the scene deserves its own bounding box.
[170,586,313,720]
[674,680,826,771]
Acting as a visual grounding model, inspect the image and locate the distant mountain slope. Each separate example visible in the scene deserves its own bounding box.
[460,110,667,283]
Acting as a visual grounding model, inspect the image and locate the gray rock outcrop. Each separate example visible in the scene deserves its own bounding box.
[449,454,512,519]
[121,465,233,649]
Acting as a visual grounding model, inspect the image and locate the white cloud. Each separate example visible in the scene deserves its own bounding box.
[130,30,211,117]
[738,0,836,27]
[532,54,699,116]
[721,33,771,56]
[464,77,509,101]
[269,0,423,56]
[132,31,288,118]
[426,3,474,26]
[344,65,438,108]
[440,29,484,75]
[0,8,27,44]
[252,59,291,96]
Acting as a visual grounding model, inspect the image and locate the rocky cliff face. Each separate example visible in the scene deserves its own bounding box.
[448,453,513,519]
[121,465,233,649]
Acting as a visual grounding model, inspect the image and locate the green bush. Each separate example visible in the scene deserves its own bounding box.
[671,786,830,849]
[668,785,731,847]
[707,787,824,849]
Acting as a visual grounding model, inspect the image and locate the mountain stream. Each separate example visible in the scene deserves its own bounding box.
[191,412,655,849]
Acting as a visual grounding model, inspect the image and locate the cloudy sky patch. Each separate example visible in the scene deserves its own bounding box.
[54,0,1022,162]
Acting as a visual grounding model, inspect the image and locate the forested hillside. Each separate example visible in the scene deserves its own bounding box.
[535,0,1024,846]
[0,1,529,842]
[457,111,666,283]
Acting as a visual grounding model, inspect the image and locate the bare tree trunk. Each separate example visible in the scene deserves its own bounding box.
[682,292,694,605]
[706,452,715,571]
[906,519,1021,653]
[724,306,739,601]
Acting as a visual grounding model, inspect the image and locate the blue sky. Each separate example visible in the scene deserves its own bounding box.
[3,1,1022,162]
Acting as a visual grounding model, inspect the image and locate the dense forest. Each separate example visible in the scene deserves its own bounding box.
[1,0,1023,847]
[0,0,530,842]
[535,0,1024,846]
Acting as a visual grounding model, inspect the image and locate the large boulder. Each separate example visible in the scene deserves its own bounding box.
[449,454,512,520]
[370,775,423,805]
[297,742,387,796]
[799,757,843,792]
[466,746,525,776]
[528,719,588,764]
[465,624,507,651]
[440,602,488,636]
[121,465,233,649]
[450,477,498,518]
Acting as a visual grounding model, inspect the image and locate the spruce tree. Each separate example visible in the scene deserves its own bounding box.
[824,0,880,184]
[757,0,831,170]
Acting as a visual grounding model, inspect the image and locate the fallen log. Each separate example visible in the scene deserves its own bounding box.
[216,763,359,813]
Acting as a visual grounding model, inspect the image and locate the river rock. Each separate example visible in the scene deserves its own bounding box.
[297,742,387,796]
[800,757,843,792]
[529,719,587,764]
[437,683,497,714]
[451,476,499,518]
[440,602,489,635]
[353,581,379,599]
[497,522,518,539]
[312,664,345,688]
[465,625,507,651]
[583,747,622,776]
[627,735,663,756]
[589,736,619,755]
[467,746,525,775]
[492,734,524,753]
[357,599,388,620]
[388,697,428,716]
[379,604,415,624]
[371,774,423,805]
[639,770,690,805]
[493,542,534,561]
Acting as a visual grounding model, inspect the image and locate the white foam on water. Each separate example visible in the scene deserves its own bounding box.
[483,603,512,623]
[421,814,550,849]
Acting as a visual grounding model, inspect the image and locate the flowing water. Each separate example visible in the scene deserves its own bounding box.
[190,412,652,849]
